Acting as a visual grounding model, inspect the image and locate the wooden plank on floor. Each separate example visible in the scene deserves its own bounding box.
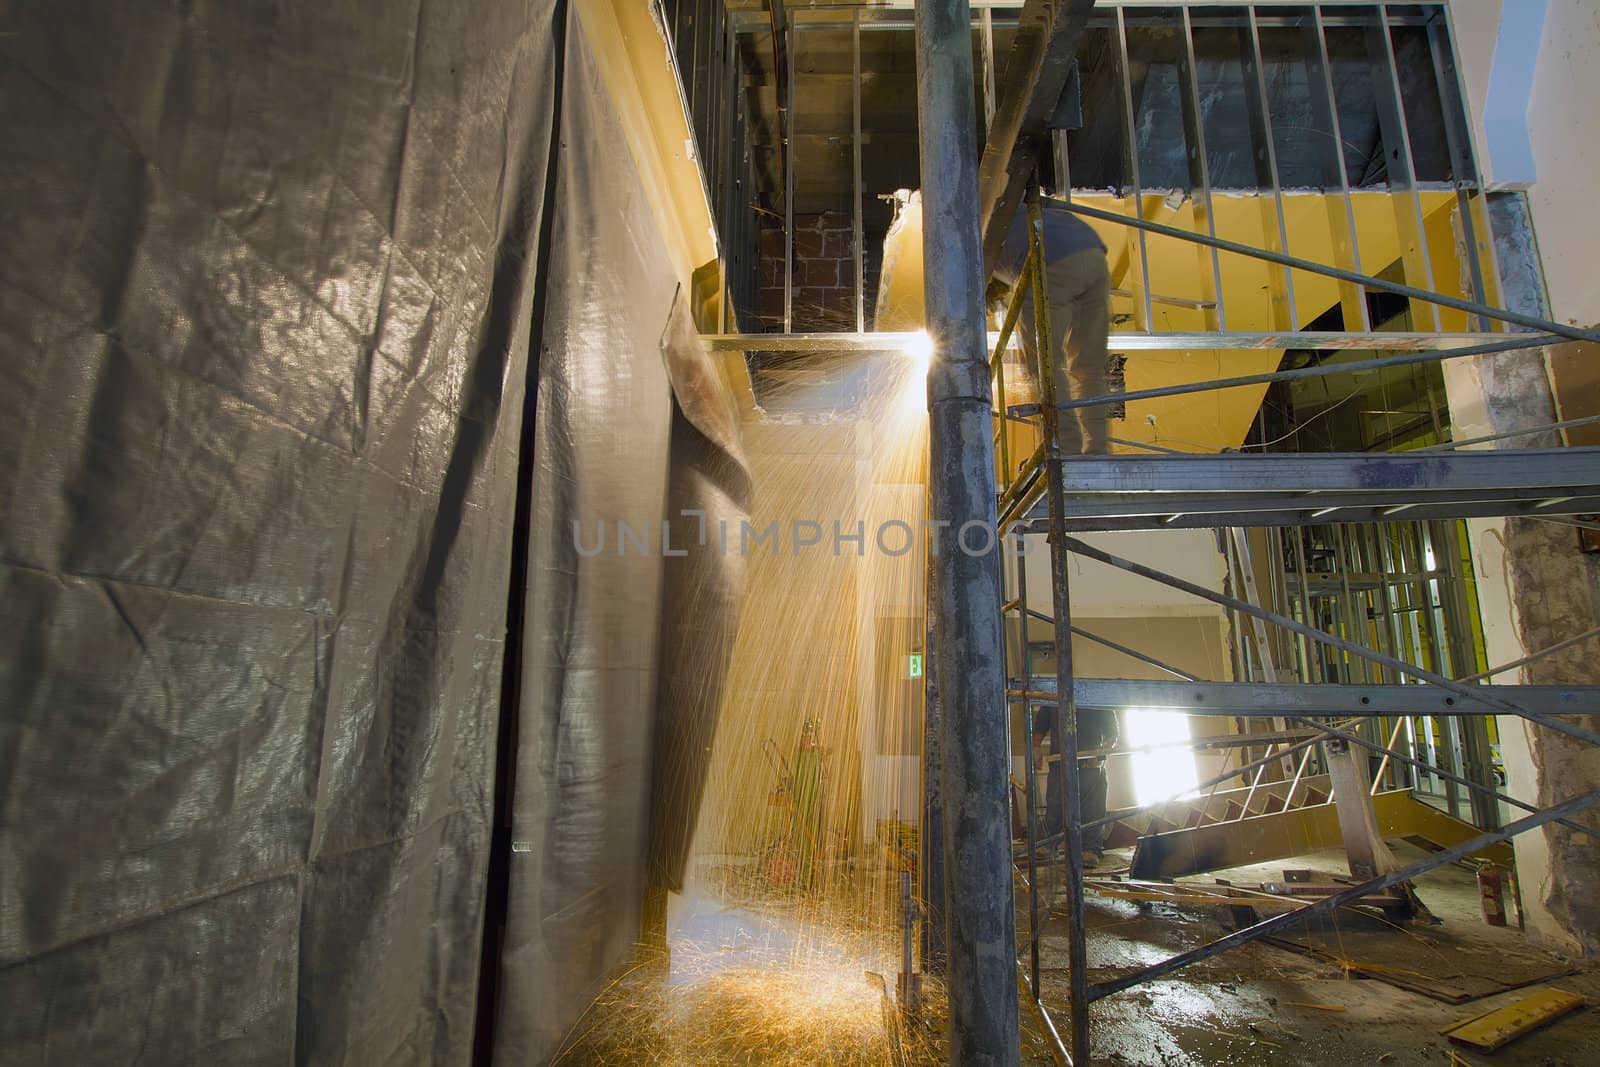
[1442,988,1585,1051]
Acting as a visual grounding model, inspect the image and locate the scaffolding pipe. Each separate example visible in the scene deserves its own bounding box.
[914,1,1019,1061]
[1054,331,1560,412]
[1062,536,1600,750]
[1056,199,1600,345]
[1028,191,1092,1062]
[1016,604,1198,682]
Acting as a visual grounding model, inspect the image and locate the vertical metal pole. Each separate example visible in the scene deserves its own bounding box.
[854,9,866,333]
[1424,15,1491,331]
[1292,527,1319,683]
[784,22,796,333]
[1437,4,1508,321]
[922,542,947,973]
[1308,6,1372,331]
[1369,6,1442,332]
[1334,524,1369,684]
[1016,531,1042,999]
[1243,7,1300,330]
[1176,7,1226,331]
[914,2,1018,1061]
[1114,7,1155,332]
[1029,191,1090,1065]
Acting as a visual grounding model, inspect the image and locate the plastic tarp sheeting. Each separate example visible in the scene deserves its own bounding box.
[487,13,747,1063]
[0,1,559,1062]
[650,298,752,892]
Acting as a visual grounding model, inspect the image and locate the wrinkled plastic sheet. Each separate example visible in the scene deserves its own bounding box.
[488,14,749,1063]
[0,1,559,1062]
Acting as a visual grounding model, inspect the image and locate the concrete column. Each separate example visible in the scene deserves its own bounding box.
[1443,192,1600,955]
[914,0,1020,1061]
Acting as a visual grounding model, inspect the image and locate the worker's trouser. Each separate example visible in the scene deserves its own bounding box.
[1015,248,1112,455]
[1045,756,1109,855]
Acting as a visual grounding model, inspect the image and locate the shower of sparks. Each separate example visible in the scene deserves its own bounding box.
[557,340,937,1065]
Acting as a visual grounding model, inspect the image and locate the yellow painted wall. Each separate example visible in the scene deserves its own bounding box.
[876,189,1456,455]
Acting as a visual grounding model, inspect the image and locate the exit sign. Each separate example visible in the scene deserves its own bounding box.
[907,654,923,679]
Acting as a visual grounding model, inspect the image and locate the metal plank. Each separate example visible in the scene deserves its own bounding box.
[1018,679,1600,718]
[1037,448,1600,495]
[1024,493,1600,531]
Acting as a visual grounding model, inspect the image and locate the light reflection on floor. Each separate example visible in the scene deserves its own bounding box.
[556,870,918,1065]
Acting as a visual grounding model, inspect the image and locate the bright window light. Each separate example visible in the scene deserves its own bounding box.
[1124,707,1199,807]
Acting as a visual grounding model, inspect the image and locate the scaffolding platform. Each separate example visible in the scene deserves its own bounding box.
[1017,448,1600,531]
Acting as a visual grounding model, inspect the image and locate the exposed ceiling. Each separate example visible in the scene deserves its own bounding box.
[728,6,1460,232]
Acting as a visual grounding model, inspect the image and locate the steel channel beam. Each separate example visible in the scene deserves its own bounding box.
[1032,448,1600,497]
[1062,536,1600,750]
[1085,788,1600,1003]
[1015,678,1600,719]
[914,1,1019,1060]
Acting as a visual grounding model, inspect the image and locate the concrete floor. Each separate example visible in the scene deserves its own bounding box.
[1008,844,1600,1066]
[554,848,1596,1065]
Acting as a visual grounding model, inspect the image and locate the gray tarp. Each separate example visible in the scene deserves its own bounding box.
[487,14,747,1059]
[1,2,744,1061]
[0,0,527,1061]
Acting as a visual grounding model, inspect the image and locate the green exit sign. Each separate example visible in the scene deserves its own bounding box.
[907,654,923,679]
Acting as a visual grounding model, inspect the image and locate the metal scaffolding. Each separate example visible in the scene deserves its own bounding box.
[711,2,1600,1064]
[994,178,1600,1064]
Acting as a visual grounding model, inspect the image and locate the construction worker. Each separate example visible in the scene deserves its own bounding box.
[1032,703,1120,868]
[989,199,1112,455]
